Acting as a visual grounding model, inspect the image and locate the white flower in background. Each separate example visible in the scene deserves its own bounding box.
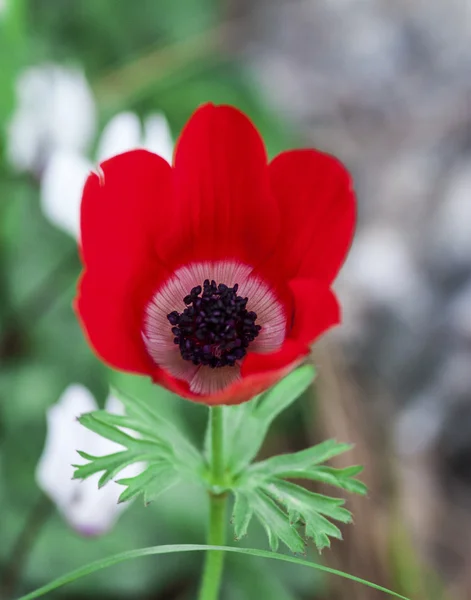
[7,64,96,174]
[95,111,174,164]
[36,385,138,536]
[40,111,174,239]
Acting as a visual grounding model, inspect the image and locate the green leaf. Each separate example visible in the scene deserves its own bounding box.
[246,439,367,496]
[286,465,367,496]
[225,405,367,553]
[73,450,151,488]
[231,491,254,541]
[247,488,306,554]
[111,386,202,468]
[262,479,352,551]
[233,435,366,553]
[255,365,316,423]
[77,410,176,459]
[251,439,354,476]
[225,366,316,474]
[117,463,180,504]
[16,544,411,600]
[74,388,204,505]
[86,410,172,444]
[78,412,159,449]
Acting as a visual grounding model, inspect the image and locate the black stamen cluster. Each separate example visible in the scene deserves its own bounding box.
[167,279,261,368]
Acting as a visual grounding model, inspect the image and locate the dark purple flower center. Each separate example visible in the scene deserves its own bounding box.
[167,279,261,368]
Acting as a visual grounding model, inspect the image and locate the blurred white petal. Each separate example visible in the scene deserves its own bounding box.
[7,110,41,173]
[7,68,51,172]
[36,385,98,516]
[105,394,126,415]
[95,112,142,162]
[36,386,136,536]
[7,65,96,173]
[144,113,174,163]
[40,150,92,239]
[49,67,96,155]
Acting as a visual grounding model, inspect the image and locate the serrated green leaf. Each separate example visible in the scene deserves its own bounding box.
[336,465,364,477]
[73,449,149,488]
[231,491,254,540]
[251,439,354,476]
[77,412,176,469]
[117,463,180,504]
[80,410,175,455]
[78,412,148,448]
[225,411,265,475]
[246,439,367,497]
[254,365,316,423]
[286,465,367,495]
[247,489,306,554]
[111,386,201,468]
[74,391,204,506]
[261,479,352,551]
[269,479,352,522]
[75,450,97,461]
[87,410,170,444]
[235,436,366,552]
[304,512,343,549]
[225,366,316,474]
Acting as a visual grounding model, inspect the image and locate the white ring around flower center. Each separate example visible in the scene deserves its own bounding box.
[142,260,287,395]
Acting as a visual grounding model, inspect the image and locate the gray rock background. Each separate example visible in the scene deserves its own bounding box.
[233,1,471,596]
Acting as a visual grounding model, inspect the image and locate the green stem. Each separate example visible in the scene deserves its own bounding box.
[210,406,224,484]
[198,407,227,600]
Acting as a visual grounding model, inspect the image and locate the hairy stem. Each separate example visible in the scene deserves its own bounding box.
[198,407,227,600]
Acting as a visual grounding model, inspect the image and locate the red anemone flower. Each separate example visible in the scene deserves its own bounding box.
[76,104,355,405]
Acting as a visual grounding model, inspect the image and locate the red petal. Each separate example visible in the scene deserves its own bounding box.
[242,339,308,376]
[80,149,173,275]
[78,150,172,374]
[267,149,355,283]
[76,271,156,374]
[159,104,279,269]
[289,278,341,345]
